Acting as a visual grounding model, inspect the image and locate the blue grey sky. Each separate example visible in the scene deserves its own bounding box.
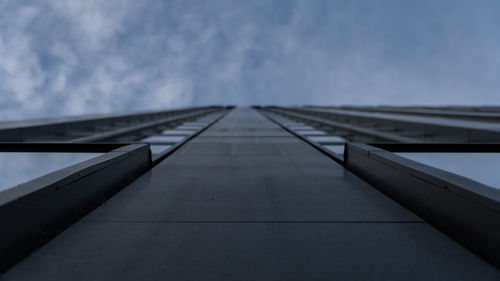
[1,0,499,120]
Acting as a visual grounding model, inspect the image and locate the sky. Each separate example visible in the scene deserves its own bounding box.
[1,0,500,120]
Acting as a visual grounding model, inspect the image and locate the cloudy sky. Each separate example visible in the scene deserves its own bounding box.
[1,1,499,120]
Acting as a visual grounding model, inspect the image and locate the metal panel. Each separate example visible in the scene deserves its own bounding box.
[0,107,226,142]
[0,143,151,272]
[344,143,500,267]
[276,106,500,142]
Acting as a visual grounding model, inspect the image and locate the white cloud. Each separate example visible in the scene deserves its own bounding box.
[0,5,45,112]
[48,0,131,50]
[0,0,500,120]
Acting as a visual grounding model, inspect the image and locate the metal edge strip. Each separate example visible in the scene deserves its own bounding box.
[344,143,500,267]
[0,143,151,273]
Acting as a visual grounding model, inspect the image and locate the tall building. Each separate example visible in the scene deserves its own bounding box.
[0,106,499,279]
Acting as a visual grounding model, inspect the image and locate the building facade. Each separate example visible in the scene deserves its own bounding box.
[0,106,499,279]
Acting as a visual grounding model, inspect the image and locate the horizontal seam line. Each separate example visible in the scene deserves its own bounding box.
[80,221,426,224]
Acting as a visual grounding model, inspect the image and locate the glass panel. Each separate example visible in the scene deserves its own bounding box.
[324,145,345,154]
[283,122,305,127]
[161,130,194,135]
[289,126,315,130]
[308,136,346,143]
[396,152,500,189]
[183,122,207,126]
[141,135,185,143]
[296,130,327,136]
[0,152,102,191]
[176,125,201,130]
[150,145,172,154]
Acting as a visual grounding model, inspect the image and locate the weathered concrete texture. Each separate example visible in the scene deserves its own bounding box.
[2,108,498,280]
